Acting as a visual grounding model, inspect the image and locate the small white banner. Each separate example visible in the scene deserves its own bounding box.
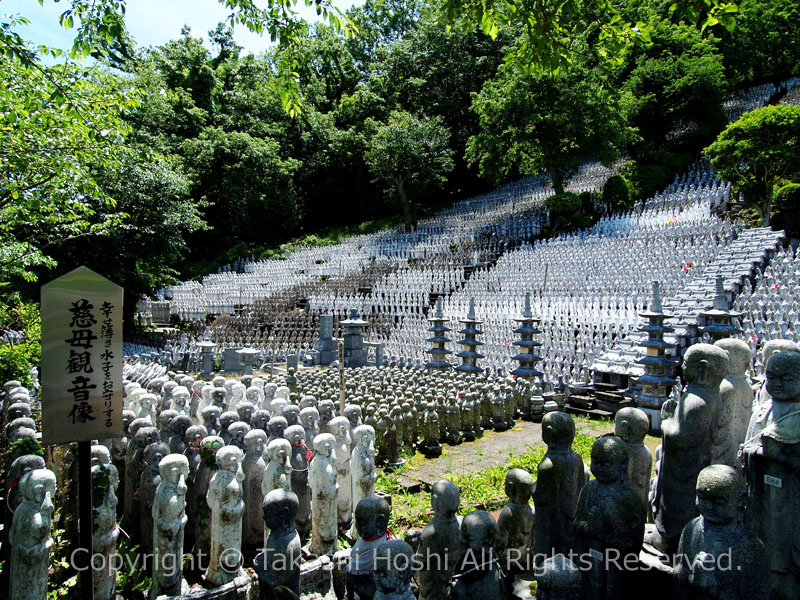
[41,266,124,445]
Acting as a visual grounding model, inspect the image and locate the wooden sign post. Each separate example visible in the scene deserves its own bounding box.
[338,340,346,413]
[41,266,124,599]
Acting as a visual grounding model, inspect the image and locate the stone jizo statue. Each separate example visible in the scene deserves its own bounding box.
[451,510,504,600]
[676,464,770,600]
[9,468,56,600]
[373,540,415,600]
[416,480,463,600]
[151,454,189,599]
[575,436,644,600]
[614,407,652,513]
[309,433,339,556]
[205,445,246,587]
[254,489,302,600]
[649,343,728,556]
[347,496,392,600]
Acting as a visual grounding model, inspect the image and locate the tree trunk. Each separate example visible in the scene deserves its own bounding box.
[393,175,413,232]
[550,164,565,195]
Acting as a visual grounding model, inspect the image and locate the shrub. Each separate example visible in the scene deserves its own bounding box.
[772,183,800,239]
[602,174,632,211]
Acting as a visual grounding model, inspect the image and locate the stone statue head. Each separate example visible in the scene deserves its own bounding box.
[614,407,649,444]
[232,382,246,399]
[171,415,192,438]
[542,411,575,450]
[159,453,189,490]
[5,402,31,421]
[373,540,414,593]
[682,343,729,388]
[536,555,582,600]
[329,416,350,440]
[300,395,317,410]
[144,442,170,468]
[354,496,391,541]
[90,445,111,467]
[714,338,752,376]
[245,429,268,453]
[590,436,628,484]
[505,468,533,504]
[237,401,256,423]
[353,424,375,450]
[19,468,56,515]
[268,416,288,439]
[229,421,251,446]
[201,405,221,427]
[766,351,800,403]
[761,339,800,368]
[285,424,306,446]
[122,409,136,433]
[300,406,319,427]
[318,400,335,418]
[344,404,362,427]
[135,427,160,450]
[211,387,227,406]
[245,387,261,404]
[431,480,460,519]
[263,488,299,532]
[282,404,300,425]
[215,445,244,474]
[184,425,208,445]
[461,510,497,551]
[267,438,292,464]
[220,411,239,430]
[251,409,270,432]
[695,464,744,526]
[173,387,190,407]
[312,433,335,457]
[158,409,178,431]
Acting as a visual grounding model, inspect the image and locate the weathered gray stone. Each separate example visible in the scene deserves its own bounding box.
[151,454,189,599]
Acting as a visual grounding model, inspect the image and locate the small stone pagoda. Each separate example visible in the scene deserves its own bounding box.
[700,275,744,341]
[425,298,453,370]
[455,297,484,374]
[511,293,545,421]
[635,280,679,432]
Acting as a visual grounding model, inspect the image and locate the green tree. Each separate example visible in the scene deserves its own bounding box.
[705,104,800,227]
[620,17,727,163]
[48,153,207,329]
[467,66,628,193]
[0,51,140,284]
[365,110,454,230]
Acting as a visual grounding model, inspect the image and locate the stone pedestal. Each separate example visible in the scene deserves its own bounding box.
[315,314,339,366]
[198,341,216,380]
[236,348,259,376]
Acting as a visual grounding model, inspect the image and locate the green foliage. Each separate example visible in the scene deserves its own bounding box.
[719,0,800,87]
[620,17,727,163]
[0,49,141,284]
[772,183,800,239]
[0,300,41,386]
[467,66,628,193]
[116,536,152,595]
[705,104,800,226]
[545,193,594,234]
[365,110,455,230]
[602,175,633,211]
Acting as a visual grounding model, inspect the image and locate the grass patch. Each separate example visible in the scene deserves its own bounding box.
[378,432,599,534]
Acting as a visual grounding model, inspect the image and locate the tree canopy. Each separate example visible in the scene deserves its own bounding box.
[705,104,800,226]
